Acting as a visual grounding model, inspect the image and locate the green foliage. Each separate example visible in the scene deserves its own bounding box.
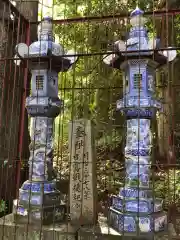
[0,200,6,213]
[155,170,180,208]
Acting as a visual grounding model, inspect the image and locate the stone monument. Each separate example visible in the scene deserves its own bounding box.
[69,119,97,225]
[103,7,177,238]
[13,16,78,225]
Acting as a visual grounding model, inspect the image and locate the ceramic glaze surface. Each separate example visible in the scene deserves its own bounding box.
[13,17,77,224]
[103,7,177,235]
[15,17,62,210]
[109,209,167,233]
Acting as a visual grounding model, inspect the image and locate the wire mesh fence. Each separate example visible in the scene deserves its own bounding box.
[0,0,180,239]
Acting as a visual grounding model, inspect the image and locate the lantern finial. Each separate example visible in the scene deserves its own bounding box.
[130,6,147,26]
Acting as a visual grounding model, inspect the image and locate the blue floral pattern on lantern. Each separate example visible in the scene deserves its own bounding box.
[109,208,167,233]
[112,195,163,214]
[120,187,152,198]
[125,119,152,150]
[22,181,55,192]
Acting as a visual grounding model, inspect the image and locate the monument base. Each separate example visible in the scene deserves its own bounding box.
[0,214,76,240]
[13,199,66,225]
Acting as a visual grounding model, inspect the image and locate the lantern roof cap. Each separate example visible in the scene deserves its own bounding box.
[130,7,144,17]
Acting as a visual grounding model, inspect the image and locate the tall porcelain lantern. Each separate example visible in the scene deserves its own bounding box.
[13,17,78,224]
[103,7,176,237]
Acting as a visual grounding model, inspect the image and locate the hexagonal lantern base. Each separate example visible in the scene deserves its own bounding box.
[13,200,66,225]
[109,207,167,238]
[13,180,66,225]
[111,195,163,213]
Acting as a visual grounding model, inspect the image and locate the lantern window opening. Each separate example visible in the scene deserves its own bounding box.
[133,73,142,89]
[36,75,44,90]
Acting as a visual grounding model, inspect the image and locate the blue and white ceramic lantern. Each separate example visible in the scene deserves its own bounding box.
[104,7,176,236]
[13,17,78,224]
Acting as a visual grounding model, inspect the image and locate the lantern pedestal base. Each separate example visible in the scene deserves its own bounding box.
[109,207,167,237]
[18,180,63,205]
[78,215,174,240]
[13,199,66,225]
[12,180,66,225]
